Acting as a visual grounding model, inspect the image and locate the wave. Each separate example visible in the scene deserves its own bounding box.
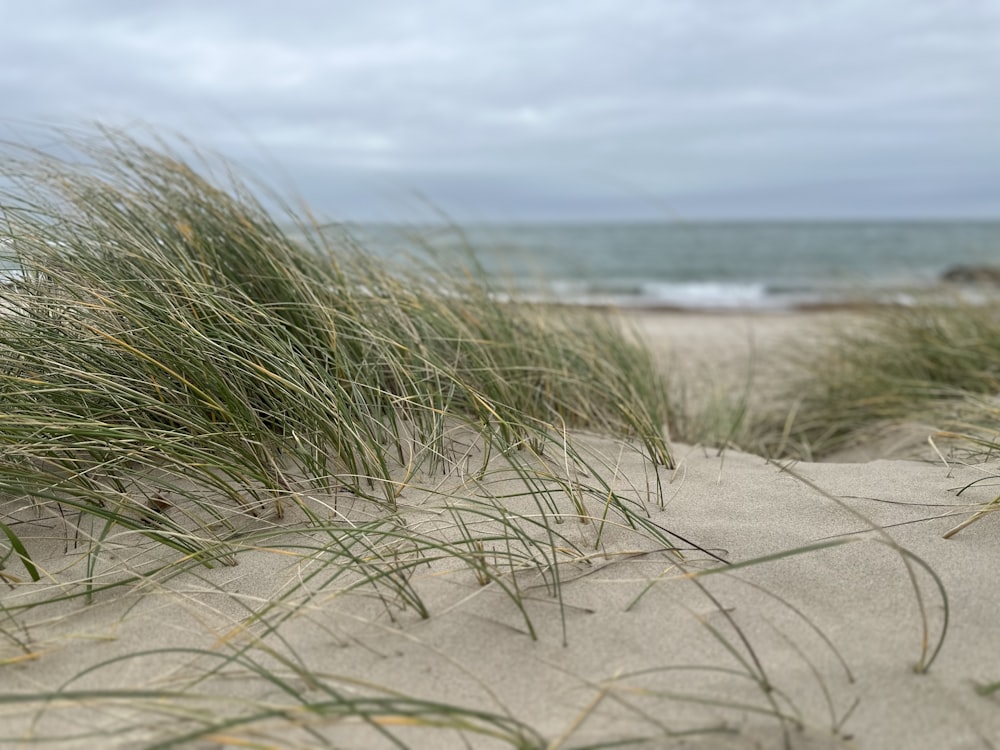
[505,278,842,311]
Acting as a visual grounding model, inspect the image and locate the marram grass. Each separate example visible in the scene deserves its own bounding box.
[754,302,1000,461]
[664,299,1000,466]
[708,300,1000,540]
[0,127,672,553]
[0,127,684,747]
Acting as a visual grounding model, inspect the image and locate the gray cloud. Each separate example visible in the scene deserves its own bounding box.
[2,0,998,220]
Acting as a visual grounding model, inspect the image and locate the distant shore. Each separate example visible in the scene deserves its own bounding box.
[345,219,1000,313]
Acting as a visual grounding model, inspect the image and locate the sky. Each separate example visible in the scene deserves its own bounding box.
[2,1,998,223]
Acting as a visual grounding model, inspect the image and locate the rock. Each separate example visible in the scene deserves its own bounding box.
[940,265,1000,285]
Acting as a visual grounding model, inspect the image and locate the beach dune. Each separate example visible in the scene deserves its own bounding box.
[2,309,998,749]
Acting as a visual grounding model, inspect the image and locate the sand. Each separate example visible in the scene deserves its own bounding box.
[630,307,841,417]
[2,309,998,749]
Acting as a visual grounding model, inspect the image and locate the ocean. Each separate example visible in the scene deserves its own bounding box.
[343,221,1000,311]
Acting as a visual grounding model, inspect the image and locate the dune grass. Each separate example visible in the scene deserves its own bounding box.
[690,300,1000,540]
[753,303,1000,461]
[663,300,1000,468]
[0,127,690,746]
[0,126,672,552]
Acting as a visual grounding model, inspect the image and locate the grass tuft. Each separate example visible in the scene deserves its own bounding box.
[0,126,683,747]
[735,303,1000,462]
[0,126,672,560]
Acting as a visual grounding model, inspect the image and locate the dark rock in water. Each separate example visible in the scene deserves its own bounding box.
[941,265,1000,285]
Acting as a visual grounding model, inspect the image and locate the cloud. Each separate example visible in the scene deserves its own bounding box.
[2,0,998,219]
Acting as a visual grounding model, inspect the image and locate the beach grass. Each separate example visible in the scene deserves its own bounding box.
[0,127,690,746]
[657,299,1000,467]
[680,300,1000,539]
[749,302,1000,461]
[0,125,672,552]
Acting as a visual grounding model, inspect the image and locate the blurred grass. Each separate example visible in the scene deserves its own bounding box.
[664,299,1000,538]
[752,303,1000,462]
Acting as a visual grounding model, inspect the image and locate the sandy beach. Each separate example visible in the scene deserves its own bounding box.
[2,308,998,749]
[630,307,841,406]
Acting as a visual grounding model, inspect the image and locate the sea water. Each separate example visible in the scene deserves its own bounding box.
[340,221,1000,310]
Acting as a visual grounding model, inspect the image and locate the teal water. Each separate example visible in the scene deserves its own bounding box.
[341,221,1000,310]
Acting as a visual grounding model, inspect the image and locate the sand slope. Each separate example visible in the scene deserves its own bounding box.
[3,310,998,748]
[2,431,998,749]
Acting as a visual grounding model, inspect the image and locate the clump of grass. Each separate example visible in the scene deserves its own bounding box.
[0,126,681,745]
[0,125,686,635]
[0,125,671,555]
[732,301,1000,538]
[751,303,1000,461]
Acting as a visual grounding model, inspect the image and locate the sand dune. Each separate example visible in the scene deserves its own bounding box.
[2,310,998,749]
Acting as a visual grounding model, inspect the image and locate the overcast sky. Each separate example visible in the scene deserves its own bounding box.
[2,1,998,222]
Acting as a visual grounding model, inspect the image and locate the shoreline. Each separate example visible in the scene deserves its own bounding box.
[548,284,998,315]
[503,266,1000,315]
